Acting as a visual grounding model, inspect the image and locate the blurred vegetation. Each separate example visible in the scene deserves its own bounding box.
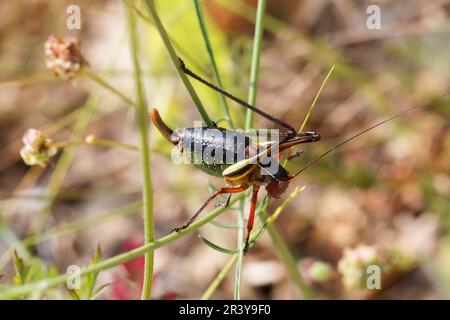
[0,0,449,299]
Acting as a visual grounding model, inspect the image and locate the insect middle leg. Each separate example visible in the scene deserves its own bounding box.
[171,185,248,233]
[214,194,232,208]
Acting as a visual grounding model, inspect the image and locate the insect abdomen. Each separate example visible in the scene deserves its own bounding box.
[177,128,251,177]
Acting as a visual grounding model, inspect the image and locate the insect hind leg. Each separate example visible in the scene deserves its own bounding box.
[171,186,247,233]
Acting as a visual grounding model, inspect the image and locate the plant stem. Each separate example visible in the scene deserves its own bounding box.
[0,202,141,271]
[298,65,335,133]
[54,139,139,151]
[282,64,335,168]
[234,0,267,301]
[88,138,139,151]
[245,0,266,130]
[0,194,245,299]
[266,222,315,299]
[82,69,135,107]
[202,187,305,299]
[30,97,98,235]
[202,254,238,300]
[142,0,213,127]
[126,2,154,300]
[126,2,209,76]
[234,200,245,300]
[235,0,315,299]
[192,0,234,128]
[258,187,315,299]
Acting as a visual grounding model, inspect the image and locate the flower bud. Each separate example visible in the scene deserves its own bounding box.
[20,129,58,167]
[45,35,87,80]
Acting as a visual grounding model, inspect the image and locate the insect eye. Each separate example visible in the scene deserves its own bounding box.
[313,133,321,141]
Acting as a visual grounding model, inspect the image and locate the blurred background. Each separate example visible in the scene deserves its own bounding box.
[0,0,449,299]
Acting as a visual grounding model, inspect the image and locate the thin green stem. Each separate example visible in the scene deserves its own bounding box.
[82,69,135,107]
[142,0,213,127]
[192,0,234,128]
[234,199,245,300]
[234,0,267,301]
[30,97,98,235]
[88,138,139,151]
[0,194,245,298]
[298,65,335,133]
[0,202,141,271]
[201,188,304,299]
[233,0,315,299]
[214,0,293,40]
[54,138,139,151]
[59,139,137,151]
[126,2,154,300]
[127,1,209,75]
[259,187,315,299]
[282,64,335,168]
[245,0,266,130]
[214,0,394,116]
[201,187,305,300]
[266,223,315,299]
[202,254,238,300]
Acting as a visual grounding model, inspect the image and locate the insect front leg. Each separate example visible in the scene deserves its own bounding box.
[171,185,247,233]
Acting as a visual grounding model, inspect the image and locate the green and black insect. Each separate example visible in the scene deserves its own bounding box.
[151,59,425,253]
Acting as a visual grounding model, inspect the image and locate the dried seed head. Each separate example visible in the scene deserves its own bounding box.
[45,35,87,80]
[20,129,58,167]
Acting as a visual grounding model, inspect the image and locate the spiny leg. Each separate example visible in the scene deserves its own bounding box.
[214,194,232,208]
[171,185,247,233]
[244,185,261,254]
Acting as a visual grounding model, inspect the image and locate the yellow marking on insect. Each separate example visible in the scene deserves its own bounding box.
[223,161,258,182]
[223,143,279,178]
[257,141,277,147]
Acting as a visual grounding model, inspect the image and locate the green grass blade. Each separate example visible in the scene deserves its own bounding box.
[198,235,239,254]
[126,1,155,300]
[192,0,234,128]
[142,0,213,127]
[298,65,336,133]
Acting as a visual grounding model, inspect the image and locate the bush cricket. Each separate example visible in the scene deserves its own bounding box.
[151,58,443,253]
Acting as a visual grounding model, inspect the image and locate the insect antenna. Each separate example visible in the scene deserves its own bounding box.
[179,58,297,134]
[292,102,438,178]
